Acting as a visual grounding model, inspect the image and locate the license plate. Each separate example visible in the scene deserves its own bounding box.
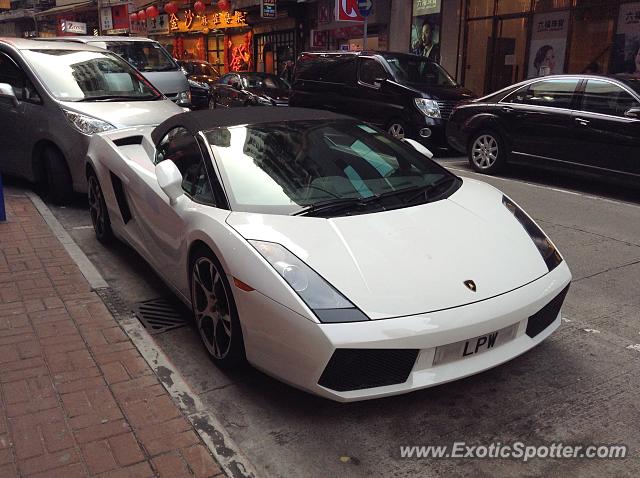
[432,324,518,366]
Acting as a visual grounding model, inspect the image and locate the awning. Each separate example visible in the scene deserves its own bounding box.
[35,1,95,17]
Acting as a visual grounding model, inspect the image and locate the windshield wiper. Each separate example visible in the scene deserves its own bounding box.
[75,94,159,102]
[402,176,457,205]
[292,197,370,217]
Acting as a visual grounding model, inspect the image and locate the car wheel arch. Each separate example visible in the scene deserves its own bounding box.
[31,139,63,183]
[465,114,512,152]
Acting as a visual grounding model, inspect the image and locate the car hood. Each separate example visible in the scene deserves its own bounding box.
[393,81,476,101]
[59,100,183,128]
[226,179,550,320]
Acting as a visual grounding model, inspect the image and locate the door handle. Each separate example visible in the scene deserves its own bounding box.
[574,117,590,126]
[501,106,514,113]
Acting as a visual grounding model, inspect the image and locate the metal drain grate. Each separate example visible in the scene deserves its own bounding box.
[132,298,188,334]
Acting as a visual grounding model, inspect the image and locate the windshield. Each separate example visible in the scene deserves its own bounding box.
[192,62,219,77]
[206,120,456,215]
[22,49,160,102]
[240,73,290,90]
[383,54,456,87]
[89,41,178,72]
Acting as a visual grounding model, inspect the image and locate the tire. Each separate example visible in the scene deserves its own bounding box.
[87,169,114,244]
[190,246,245,368]
[386,119,409,139]
[467,130,507,174]
[43,147,73,204]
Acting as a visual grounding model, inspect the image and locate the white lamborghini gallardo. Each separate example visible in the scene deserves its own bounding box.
[85,108,571,402]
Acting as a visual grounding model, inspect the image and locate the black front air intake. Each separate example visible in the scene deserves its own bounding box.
[526,285,570,338]
[318,349,419,392]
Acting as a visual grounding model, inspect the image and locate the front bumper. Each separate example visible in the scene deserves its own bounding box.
[235,261,571,402]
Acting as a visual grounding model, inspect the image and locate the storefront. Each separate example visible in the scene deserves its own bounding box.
[144,7,250,73]
[461,0,640,95]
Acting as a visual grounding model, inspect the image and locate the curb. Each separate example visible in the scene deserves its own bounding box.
[25,191,260,478]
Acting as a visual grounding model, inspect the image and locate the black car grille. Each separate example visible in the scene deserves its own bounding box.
[436,100,458,119]
[526,285,570,338]
[318,348,419,392]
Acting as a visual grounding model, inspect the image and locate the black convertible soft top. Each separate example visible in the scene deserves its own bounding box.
[151,107,351,145]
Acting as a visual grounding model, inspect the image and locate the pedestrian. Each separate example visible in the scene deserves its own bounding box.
[281,60,294,84]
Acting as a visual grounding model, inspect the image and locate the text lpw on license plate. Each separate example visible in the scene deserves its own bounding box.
[433,323,519,366]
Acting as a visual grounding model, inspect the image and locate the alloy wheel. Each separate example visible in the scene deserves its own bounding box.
[191,257,233,359]
[471,134,499,169]
[388,123,405,139]
[88,175,105,237]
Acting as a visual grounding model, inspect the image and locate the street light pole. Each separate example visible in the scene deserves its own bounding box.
[363,15,367,50]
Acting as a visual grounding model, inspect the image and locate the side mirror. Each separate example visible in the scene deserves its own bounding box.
[0,83,19,107]
[155,160,184,205]
[373,77,387,87]
[232,81,242,91]
[624,107,640,119]
[402,138,434,159]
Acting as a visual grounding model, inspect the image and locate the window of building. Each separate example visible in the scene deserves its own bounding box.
[567,5,616,74]
[468,0,495,18]
[581,79,640,116]
[496,0,531,15]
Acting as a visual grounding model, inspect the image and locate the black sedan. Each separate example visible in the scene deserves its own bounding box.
[178,60,221,110]
[212,72,289,108]
[446,75,640,179]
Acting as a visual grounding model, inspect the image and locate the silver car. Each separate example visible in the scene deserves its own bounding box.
[0,38,183,203]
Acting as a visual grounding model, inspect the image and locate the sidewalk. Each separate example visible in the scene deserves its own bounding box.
[0,192,224,477]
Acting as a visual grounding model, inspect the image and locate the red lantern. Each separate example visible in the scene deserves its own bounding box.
[146,5,159,18]
[129,12,138,22]
[194,0,205,14]
[137,9,146,20]
[164,1,177,14]
[217,0,229,10]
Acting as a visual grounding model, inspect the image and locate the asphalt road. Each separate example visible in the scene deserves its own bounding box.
[22,158,640,477]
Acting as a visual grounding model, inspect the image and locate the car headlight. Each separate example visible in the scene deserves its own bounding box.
[63,109,115,135]
[414,98,441,118]
[188,79,209,90]
[502,196,562,271]
[176,90,191,104]
[249,240,369,323]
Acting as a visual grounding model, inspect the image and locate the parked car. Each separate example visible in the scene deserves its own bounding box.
[178,59,221,109]
[446,74,640,179]
[177,59,220,86]
[289,51,476,149]
[186,78,211,110]
[211,72,289,108]
[39,36,191,108]
[85,107,571,402]
[0,38,183,203]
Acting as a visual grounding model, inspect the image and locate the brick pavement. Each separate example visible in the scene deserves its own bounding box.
[0,193,224,477]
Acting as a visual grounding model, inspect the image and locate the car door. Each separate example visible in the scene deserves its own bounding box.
[571,78,640,175]
[127,126,218,289]
[0,51,38,177]
[500,77,580,162]
[350,57,394,128]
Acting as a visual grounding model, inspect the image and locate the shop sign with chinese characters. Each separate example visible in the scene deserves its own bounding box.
[168,9,247,32]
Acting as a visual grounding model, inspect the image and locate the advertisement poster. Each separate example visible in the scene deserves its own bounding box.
[410,13,440,62]
[528,11,570,78]
[413,0,440,16]
[612,2,640,76]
